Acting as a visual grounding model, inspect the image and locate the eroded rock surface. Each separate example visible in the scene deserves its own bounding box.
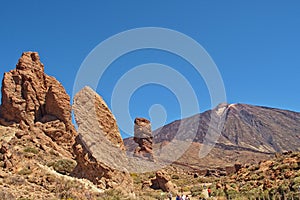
[133,117,154,161]
[0,52,105,199]
[150,170,177,193]
[0,52,76,151]
[72,86,134,194]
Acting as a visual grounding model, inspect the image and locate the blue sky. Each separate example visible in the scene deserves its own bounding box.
[0,1,300,137]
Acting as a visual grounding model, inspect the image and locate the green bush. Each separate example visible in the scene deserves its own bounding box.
[98,189,124,200]
[18,167,32,175]
[291,176,300,191]
[225,189,238,198]
[47,159,76,175]
[148,173,156,179]
[181,186,190,192]
[292,176,300,185]
[291,162,299,169]
[130,173,143,184]
[230,183,238,189]
[171,174,180,180]
[212,189,226,197]
[190,185,203,197]
[23,147,39,154]
[249,173,260,180]
[239,183,252,193]
[242,188,260,198]
[278,163,290,171]
[268,187,279,197]
[278,182,290,194]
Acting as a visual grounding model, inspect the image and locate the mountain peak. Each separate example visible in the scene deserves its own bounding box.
[16,52,44,71]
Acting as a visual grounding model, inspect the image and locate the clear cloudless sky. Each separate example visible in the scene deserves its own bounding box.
[0,1,299,137]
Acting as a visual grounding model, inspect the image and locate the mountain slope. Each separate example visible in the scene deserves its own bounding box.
[153,103,300,153]
[124,103,300,169]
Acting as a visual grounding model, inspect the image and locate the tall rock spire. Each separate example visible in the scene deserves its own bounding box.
[0,52,76,151]
[133,117,154,161]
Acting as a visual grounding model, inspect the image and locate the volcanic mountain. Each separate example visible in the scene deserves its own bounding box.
[1,52,299,198]
[124,103,300,170]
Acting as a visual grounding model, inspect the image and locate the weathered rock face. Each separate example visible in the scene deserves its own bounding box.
[72,86,133,194]
[73,86,125,151]
[0,53,105,199]
[150,171,177,193]
[133,117,154,161]
[0,52,76,151]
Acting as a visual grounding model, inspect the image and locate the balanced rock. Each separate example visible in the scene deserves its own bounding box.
[72,86,133,193]
[133,117,154,160]
[0,52,76,151]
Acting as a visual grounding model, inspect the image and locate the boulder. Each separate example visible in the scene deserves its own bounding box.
[142,180,151,190]
[259,160,273,172]
[225,163,242,175]
[133,117,154,161]
[72,86,133,193]
[151,170,177,193]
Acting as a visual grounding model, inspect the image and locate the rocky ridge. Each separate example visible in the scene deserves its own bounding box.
[0,52,134,199]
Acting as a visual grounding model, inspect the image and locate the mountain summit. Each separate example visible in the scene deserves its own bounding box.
[154,103,300,153]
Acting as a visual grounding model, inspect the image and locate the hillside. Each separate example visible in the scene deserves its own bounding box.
[153,103,300,152]
[129,152,300,199]
[208,151,300,199]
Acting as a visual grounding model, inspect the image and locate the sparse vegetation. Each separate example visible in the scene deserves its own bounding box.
[47,159,76,175]
[0,190,15,200]
[190,185,203,196]
[148,173,156,179]
[171,174,179,180]
[18,166,32,175]
[23,147,39,154]
[131,172,143,184]
[98,189,124,200]
[202,152,300,199]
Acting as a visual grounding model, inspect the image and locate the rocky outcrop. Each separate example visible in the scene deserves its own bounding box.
[0,53,108,199]
[133,118,154,161]
[150,171,177,193]
[0,121,103,199]
[225,163,242,175]
[72,86,134,194]
[0,52,76,151]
